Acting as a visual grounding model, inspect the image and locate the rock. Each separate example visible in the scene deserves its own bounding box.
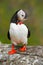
[9,54,21,61]
[0,52,3,60]
[0,43,43,65]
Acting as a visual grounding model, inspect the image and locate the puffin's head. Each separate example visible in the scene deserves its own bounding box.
[17,9,28,21]
[10,9,28,23]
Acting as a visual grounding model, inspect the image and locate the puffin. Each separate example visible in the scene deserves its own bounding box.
[7,9,30,55]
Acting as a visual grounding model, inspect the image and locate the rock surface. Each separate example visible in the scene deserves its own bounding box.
[0,42,43,65]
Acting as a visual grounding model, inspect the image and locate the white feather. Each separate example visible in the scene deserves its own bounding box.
[9,23,28,45]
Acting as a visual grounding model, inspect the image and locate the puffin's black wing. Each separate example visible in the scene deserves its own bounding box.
[7,31,10,40]
[27,29,30,38]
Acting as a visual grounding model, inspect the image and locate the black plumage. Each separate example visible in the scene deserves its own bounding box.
[10,9,20,24]
[27,29,30,38]
[7,31,10,40]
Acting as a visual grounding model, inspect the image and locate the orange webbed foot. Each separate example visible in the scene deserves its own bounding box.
[8,44,17,55]
[19,45,26,52]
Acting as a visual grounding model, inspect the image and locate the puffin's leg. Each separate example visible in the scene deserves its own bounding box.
[8,44,17,55]
[19,44,27,52]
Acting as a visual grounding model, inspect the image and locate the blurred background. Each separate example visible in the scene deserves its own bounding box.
[0,0,43,45]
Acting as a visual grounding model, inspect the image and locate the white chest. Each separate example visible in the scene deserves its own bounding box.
[9,23,28,41]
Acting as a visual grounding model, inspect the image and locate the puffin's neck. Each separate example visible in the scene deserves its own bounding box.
[17,21,23,25]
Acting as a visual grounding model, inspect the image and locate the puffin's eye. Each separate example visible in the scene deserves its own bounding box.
[22,15,24,17]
